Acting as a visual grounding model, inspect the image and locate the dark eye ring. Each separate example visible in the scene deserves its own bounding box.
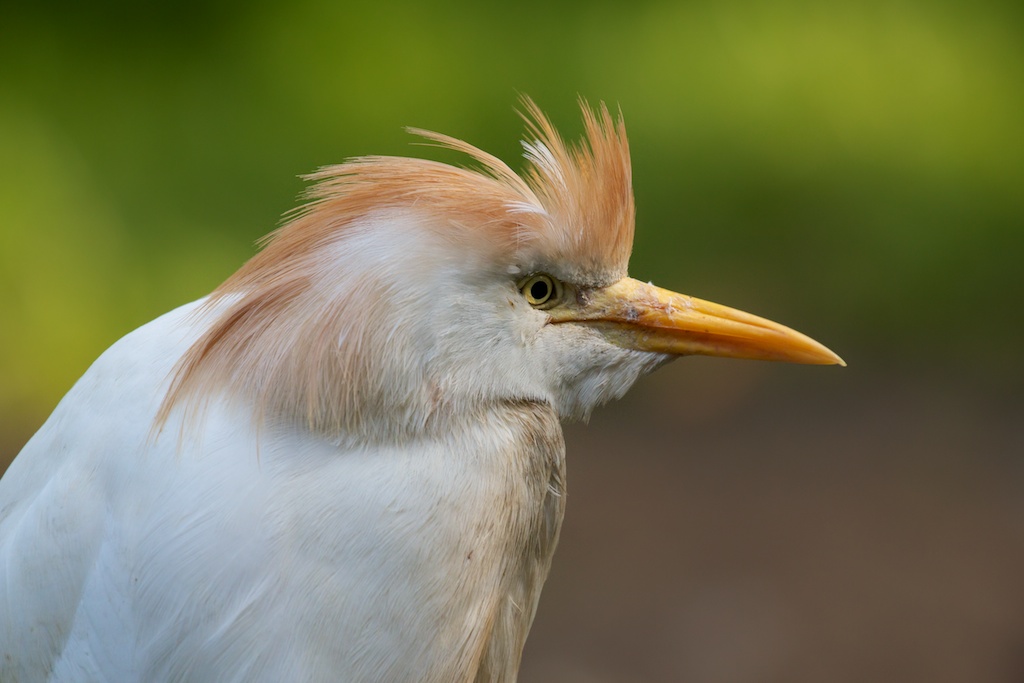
[520,274,562,309]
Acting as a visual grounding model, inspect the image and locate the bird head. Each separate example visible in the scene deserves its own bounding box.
[158,98,842,441]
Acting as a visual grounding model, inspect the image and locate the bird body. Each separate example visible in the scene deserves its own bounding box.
[2,294,566,681]
[0,100,842,681]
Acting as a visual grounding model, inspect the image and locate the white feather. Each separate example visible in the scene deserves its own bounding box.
[0,210,658,682]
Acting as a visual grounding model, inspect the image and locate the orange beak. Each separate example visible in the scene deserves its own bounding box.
[549,277,845,366]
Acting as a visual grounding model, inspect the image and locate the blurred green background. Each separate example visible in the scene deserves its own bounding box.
[1,1,1022,681]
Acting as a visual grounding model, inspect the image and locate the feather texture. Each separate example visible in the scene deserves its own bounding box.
[1,298,567,682]
[157,97,634,438]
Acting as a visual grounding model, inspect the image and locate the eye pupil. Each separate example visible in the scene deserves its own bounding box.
[520,273,561,308]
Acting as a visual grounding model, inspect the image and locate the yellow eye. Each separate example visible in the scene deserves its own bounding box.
[520,274,562,309]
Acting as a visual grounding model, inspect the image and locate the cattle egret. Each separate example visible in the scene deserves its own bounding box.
[0,98,843,682]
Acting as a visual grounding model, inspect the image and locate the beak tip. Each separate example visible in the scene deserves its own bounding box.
[805,341,846,367]
[818,343,846,367]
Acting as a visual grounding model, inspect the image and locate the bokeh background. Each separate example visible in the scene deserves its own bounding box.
[2,1,1022,680]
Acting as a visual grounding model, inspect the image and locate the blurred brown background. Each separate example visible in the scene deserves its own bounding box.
[1,1,1022,681]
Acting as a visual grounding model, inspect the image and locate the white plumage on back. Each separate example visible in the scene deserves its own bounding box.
[0,99,842,682]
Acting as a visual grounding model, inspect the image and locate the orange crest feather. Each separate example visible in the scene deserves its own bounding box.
[155,98,635,436]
